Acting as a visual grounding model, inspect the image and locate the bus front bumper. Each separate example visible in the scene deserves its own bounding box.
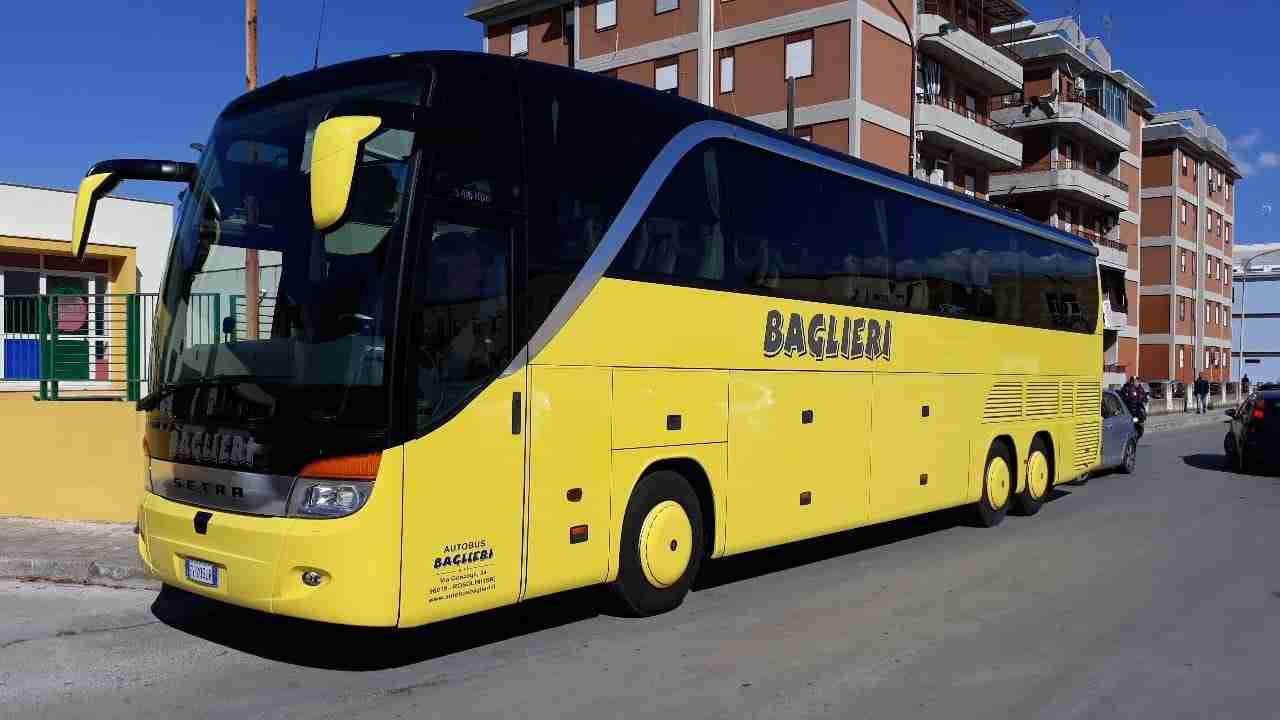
[136,491,401,626]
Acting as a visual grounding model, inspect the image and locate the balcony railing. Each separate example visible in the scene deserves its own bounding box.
[1098,236,1126,252]
[1104,364,1127,374]
[989,92,1024,112]
[989,89,1105,116]
[1050,159,1129,192]
[919,1,1022,62]
[918,93,991,127]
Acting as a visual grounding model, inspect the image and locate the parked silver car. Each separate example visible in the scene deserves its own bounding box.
[1098,389,1138,474]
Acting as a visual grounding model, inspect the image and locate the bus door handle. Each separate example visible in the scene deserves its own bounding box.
[512,392,522,435]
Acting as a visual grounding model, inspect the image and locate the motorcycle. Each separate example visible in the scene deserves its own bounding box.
[1126,399,1146,439]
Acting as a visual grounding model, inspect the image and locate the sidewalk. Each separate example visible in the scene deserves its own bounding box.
[1144,408,1231,433]
[0,517,157,589]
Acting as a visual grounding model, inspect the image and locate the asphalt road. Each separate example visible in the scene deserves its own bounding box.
[3,421,1278,720]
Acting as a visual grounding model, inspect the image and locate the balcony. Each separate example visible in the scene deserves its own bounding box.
[917,4,1022,94]
[989,91,1130,153]
[1102,299,1128,331]
[990,160,1130,213]
[915,95,1022,170]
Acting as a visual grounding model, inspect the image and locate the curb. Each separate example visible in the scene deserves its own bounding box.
[1145,413,1228,434]
[0,557,159,590]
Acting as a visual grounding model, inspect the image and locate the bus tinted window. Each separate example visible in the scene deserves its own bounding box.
[519,63,703,345]
[607,138,1097,333]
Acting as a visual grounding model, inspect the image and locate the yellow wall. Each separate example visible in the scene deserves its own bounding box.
[0,393,144,523]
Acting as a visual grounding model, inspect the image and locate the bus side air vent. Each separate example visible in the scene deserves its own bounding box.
[1024,381,1059,419]
[1073,419,1102,471]
[982,381,1023,423]
[1075,380,1101,417]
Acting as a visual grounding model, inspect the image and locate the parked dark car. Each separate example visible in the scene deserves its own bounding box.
[1099,389,1138,475]
[1224,389,1280,472]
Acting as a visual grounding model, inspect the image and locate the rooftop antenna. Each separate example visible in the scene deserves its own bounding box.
[313,0,328,70]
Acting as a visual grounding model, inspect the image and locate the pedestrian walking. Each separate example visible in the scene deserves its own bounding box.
[1194,373,1210,414]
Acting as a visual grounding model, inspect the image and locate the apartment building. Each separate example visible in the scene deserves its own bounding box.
[986,17,1154,387]
[1233,243,1280,383]
[466,0,1032,177]
[1140,110,1240,385]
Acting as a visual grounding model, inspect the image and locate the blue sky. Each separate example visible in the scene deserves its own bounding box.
[1,0,1275,243]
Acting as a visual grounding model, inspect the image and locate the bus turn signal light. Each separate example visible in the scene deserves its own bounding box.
[299,452,382,481]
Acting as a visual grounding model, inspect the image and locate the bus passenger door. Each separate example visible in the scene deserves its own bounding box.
[399,217,528,627]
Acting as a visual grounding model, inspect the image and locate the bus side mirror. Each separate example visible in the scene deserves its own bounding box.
[310,116,382,232]
[70,159,197,260]
[71,173,122,260]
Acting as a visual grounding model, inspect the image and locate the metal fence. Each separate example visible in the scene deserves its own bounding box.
[0,292,227,401]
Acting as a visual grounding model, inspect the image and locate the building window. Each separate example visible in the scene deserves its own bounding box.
[1179,251,1187,273]
[655,59,678,95]
[719,50,734,93]
[596,0,616,30]
[1178,297,1186,321]
[1181,156,1188,175]
[1181,203,1187,224]
[1178,347,1185,368]
[510,22,528,56]
[963,170,976,197]
[785,35,813,79]
[656,0,679,13]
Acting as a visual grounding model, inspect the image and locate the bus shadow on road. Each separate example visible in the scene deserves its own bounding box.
[693,490,1069,592]
[150,583,603,671]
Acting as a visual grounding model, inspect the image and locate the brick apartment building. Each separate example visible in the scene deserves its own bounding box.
[464,1,1240,387]
[1139,110,1240,385]
[467,0,939,170]
[985,17,1154,388]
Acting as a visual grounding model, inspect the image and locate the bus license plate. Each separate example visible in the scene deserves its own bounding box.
[185,558,219,587]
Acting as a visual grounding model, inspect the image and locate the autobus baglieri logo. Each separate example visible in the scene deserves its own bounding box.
[762,309,893,361]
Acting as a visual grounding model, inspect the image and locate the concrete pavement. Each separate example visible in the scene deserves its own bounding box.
[2,422,1277,719]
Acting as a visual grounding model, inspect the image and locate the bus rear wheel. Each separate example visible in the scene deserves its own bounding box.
[1014,437,1051,516]
[973,442,1013,527]
[608,469,705,617]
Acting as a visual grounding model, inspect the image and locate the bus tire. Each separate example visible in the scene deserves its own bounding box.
[608,469,705,617]
[1014,437,1051,516]
[973,442,1013,527]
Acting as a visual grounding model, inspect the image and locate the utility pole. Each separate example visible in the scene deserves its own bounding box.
[245,0,261,340]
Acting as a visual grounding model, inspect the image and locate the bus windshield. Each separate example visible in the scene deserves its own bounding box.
[149,78,424,438]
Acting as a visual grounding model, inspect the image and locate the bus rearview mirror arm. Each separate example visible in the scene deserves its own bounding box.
[71,159,197,260]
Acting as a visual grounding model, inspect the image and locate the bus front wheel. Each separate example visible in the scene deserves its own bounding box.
[608,469,705,617]
[974,442,1013,527]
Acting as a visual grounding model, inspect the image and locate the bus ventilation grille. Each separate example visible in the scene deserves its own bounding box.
[1073,419,1101,471]
[983,382,1024,422]
[1075,381,1101,417]
[1024,381,1059,419]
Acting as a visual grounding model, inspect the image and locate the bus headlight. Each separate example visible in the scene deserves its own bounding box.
[290,480,372,517]
[288,452,381,519]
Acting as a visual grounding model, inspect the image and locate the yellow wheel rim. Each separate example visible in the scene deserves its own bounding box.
[1026,450,1050,500]
[985,455,1011,510]
[638,500,693,589]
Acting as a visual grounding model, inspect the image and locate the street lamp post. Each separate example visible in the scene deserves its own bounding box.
[884,3,954,176]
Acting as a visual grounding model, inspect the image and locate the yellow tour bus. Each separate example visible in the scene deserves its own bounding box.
[69,52,1101,627]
